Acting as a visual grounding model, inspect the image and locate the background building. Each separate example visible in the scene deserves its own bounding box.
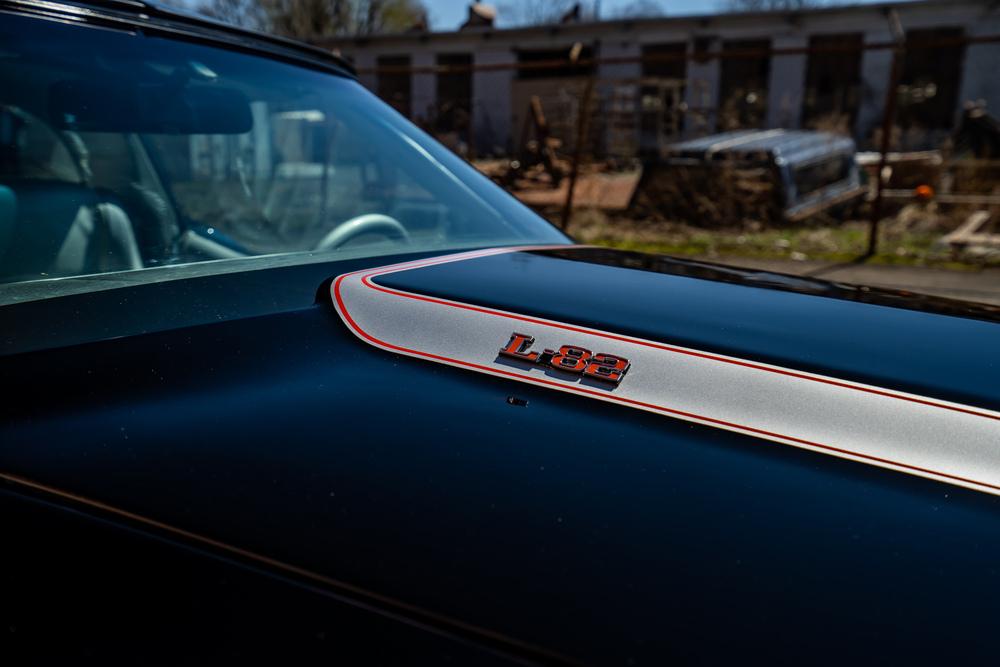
[321,0,1000,157]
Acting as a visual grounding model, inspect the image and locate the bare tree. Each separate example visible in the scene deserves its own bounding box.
[495,0,595,27]
[188,0,267,29]
[259,0,348,39]
[724,0,824,10]
[605,0,666,19]
[191,0,426,39]
[495,0,665,26]
[353,0,427,35]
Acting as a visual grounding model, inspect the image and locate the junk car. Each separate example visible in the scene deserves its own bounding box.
[636,129,865,224]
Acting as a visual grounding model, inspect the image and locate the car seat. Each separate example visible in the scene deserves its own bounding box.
[0,180,142,282]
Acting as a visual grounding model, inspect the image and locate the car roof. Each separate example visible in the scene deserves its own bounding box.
[668,130,855,165]
[0,0,356,77]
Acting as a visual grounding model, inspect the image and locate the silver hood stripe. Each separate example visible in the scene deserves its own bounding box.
[332,247,1000,496]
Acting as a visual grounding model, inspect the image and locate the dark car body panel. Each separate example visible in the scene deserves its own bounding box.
[4,489,519,665]
[375,248,1000,410]
[4,1,1000,663]
[4,246,1000,665]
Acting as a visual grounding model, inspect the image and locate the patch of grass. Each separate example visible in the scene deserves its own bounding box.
[563,209,1000,270]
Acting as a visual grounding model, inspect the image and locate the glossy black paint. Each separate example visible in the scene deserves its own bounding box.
[376,248,1000,410]
[537,246,1000,322]
[4,246,1000,665]
[0,250,447,356]
[3,490,517,666]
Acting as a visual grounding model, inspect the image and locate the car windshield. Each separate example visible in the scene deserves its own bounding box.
[0,13,566,300]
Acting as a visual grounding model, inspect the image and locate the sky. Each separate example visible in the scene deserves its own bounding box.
[423,0,897,31]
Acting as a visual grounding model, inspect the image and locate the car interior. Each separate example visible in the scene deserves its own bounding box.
[0,12,559,290]
[0,82,427,284]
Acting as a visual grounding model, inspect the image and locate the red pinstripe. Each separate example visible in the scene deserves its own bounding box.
[331,247,1000,494]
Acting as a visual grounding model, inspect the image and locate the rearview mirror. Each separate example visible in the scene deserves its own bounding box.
[49,79,253,135]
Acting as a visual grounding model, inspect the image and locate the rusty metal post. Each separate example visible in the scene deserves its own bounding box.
[561,76,596,230]
[867,10,905,258]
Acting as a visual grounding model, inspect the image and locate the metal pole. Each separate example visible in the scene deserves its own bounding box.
[868,9,905,258]
[561,76,595,231]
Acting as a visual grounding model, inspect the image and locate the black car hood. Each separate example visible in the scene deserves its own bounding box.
[5,244,1000,665]
[365,245,1000,410]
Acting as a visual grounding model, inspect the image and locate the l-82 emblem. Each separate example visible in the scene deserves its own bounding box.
[498,332,631,386]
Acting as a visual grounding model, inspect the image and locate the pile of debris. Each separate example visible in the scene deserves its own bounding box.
[936,210,1000,261]
[475,159,640,212]
[630,161,783,227]
[474,92,640,213]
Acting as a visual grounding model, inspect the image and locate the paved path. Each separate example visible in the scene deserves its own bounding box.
[695,256,1000,306]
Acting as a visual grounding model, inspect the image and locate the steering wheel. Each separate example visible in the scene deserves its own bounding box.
[313,213,410,251]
